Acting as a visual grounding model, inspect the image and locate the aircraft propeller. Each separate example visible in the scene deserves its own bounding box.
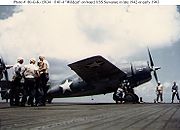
[147,48,161,85]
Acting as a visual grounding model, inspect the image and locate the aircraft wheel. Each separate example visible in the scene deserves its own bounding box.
[124,93,135,103]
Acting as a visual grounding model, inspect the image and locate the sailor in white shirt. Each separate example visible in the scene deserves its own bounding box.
[21,58,38,107]
[156,81,163,103]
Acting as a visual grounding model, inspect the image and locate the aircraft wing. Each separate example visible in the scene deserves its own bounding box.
[68,56,126,83]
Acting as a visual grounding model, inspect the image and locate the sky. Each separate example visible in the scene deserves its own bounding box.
[0,5,180,103]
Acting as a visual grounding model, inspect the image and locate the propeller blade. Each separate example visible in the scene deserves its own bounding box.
[147,47,154,67]
[154,71,159,84]
[147,48,161,85]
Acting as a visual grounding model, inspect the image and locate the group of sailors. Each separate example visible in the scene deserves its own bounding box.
[156,81,180,103]
[9,55,49,107]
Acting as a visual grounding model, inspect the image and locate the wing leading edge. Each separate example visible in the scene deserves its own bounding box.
[68,56,126,83]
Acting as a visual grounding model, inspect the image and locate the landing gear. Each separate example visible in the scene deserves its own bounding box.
[113,91,139,104]
[113,80,139,104]
[124,93,139,103]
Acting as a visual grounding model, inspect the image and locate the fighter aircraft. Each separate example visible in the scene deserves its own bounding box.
[0,49,160,103]
[47,48,160,103]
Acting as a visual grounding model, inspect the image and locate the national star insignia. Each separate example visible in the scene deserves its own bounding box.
[86,61,104,68]
[59,79,72,94]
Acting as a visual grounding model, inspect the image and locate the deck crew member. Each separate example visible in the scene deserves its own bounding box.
[21,58,38,107]
[156,82,163,103]
[10,57,24,106]
[171,81,180,103]
[38,55,49,106]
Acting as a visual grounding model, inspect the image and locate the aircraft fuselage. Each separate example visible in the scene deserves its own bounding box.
[47,62,152,99]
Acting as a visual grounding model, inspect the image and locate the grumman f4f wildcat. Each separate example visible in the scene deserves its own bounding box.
[0,48,160,103]
[47,48,161,103]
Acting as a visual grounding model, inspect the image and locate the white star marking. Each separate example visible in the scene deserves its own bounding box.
[59,79,72,94]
